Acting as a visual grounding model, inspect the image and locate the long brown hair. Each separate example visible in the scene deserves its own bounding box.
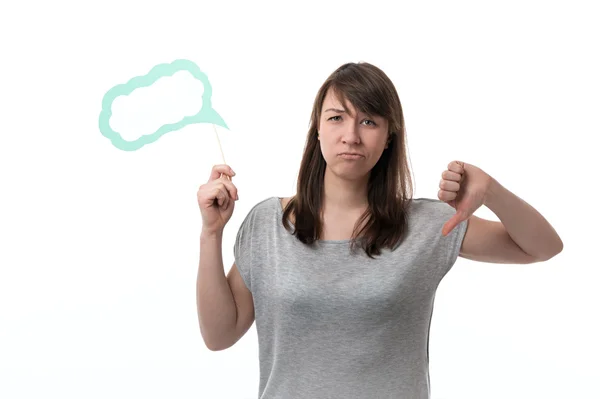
[282,62,414,258]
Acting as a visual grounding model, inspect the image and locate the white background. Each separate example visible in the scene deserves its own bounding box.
[1,1,598,398]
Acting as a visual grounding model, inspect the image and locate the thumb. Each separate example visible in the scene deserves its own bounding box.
[442,211,467,236]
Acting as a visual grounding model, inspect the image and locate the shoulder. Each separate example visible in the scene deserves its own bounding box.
[405,197,467,240]
[242,196,280,216]
[236,196,281,230]
[407,197,457,220]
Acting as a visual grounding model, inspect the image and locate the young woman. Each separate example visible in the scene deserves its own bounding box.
[196,62,563,398]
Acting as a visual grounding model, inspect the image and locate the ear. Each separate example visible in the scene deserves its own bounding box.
[384,132,393,148]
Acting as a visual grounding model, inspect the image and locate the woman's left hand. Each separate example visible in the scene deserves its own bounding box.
[438,160,493,236]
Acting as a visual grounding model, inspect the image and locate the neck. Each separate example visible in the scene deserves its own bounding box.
[322,167,369,212]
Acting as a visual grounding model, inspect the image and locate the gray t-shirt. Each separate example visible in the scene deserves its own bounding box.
[234,196,468,399]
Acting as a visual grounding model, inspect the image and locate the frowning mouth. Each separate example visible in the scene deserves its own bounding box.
[338,152,365,159]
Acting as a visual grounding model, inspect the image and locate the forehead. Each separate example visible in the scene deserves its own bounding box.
[322,88,352,110]
[321,88,382,121]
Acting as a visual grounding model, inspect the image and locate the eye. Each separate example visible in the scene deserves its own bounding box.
[328,115,341,121]
[363,119,376,126]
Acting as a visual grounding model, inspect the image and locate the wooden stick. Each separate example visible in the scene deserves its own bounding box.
[213,124,230,180]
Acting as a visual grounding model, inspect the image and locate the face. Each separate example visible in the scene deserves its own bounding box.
[318,88,389,180]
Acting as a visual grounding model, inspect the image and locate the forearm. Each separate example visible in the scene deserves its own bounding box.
[196,230,238,350]
[484,178,563,261]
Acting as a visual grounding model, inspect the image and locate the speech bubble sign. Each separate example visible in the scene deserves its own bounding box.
[99,59,228,151]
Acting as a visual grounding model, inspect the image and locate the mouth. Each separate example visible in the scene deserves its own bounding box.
[338,152,365,159]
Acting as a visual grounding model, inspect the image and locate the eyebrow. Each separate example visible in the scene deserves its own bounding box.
[324,108,376,119]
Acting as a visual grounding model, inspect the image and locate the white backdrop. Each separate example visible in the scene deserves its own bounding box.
[1,1,598,398]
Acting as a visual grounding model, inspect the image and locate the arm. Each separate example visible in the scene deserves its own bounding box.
[196,230,255,351]
[460,178,563,263]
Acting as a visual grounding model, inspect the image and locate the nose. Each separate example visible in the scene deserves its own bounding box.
[341,122,361,144]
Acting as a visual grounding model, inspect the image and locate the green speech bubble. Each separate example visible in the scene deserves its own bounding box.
[99,59,228,151]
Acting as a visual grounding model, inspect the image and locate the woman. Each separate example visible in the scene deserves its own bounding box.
[196,62,563,398]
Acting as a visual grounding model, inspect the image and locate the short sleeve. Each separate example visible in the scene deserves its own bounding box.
[446,217,468,270]
[233,209,255,293]
[417,198,469,276]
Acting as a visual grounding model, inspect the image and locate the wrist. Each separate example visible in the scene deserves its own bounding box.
[201,228,224,240]
[483,177,504,210]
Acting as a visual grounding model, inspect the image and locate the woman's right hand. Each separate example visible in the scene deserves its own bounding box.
[197,164,239,234]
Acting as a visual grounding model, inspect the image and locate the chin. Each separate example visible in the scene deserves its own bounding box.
[329,164,370,181]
